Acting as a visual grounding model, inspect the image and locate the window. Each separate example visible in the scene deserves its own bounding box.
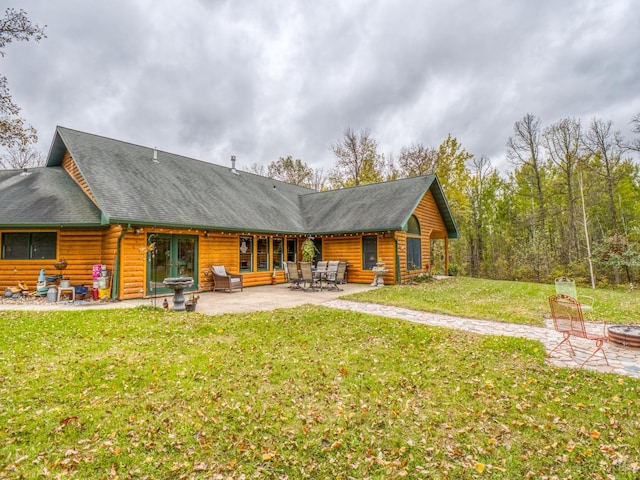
[257,237,269,271]
[2,232,57,260]
[407,215,422,270]
[273,237,284,269]
[362,235,378,270]
[240,236,253,272]
[286,238,297,262]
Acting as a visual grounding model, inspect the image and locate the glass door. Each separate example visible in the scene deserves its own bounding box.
[146,234,198,296]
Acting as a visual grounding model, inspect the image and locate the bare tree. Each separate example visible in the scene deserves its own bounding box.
[328,127,385,188]
[543,117,582,265]
[0,8,46,149]
[582,118,624,233]
[628,113,640,153]
[245,162,266,176]
[507,114,550,278]
[0,144,45,169]
[310,167,326,191]
[267,155,313,186]
[507,114,547,232]
[396,142,439,177]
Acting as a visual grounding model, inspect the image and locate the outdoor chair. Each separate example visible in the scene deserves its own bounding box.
[283,261,291,283]
[554,276,594,317]
[285,261,302,289]
[316,261,328,272]
[325,261,347,291]
[299,261,320,291]
[211,266,243,293]
[548,294,609,368]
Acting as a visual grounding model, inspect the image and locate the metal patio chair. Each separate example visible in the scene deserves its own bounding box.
[548,294,609,368]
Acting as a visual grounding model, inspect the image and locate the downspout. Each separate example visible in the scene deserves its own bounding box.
[393,232,400,284]
[112,224,131,300]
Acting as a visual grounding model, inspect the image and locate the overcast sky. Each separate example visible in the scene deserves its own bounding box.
[4,0,640,174]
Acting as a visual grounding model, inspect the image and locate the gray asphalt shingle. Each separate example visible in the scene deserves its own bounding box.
[0,167,103,227]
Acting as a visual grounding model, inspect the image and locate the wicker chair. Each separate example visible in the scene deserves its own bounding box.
[211,266,243,293]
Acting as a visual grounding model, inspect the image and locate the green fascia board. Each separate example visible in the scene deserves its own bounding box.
[107,218,307,236]
[430,175,460,238]
[399,175,460,238]
[0,222,106,229]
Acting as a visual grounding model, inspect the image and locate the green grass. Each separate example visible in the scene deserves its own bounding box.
[1,306,639,478]
[343,276,640,326]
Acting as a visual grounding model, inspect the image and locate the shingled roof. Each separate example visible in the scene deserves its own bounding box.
[35,126,458,237]
[0,167,103,227]
[299,175,458,236]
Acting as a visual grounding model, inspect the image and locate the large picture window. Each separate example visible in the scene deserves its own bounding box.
[2,232,57,260]
[257,237,269,271]
[362,235,378,270]
[406,215,422,270]
[286,238,297,262]
[240,236,253,272]
[273,237,284,269]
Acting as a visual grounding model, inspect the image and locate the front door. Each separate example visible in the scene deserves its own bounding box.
[146,234,198,296]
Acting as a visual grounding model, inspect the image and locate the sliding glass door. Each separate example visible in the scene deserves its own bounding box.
[146,234,198,296]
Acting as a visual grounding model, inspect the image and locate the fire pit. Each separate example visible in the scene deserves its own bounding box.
[608,325,640,348]
[163,277,194,311]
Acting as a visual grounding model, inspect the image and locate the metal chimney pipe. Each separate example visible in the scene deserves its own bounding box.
[231,155,237,174]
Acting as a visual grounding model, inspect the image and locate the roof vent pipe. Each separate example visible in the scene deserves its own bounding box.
[231,155,238,174]
[152,147,158,163]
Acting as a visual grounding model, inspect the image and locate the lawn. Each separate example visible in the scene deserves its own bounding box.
[343,276,640,326]
[1,306,639,478]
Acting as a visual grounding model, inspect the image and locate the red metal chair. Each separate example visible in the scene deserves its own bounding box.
[548,294,609,367]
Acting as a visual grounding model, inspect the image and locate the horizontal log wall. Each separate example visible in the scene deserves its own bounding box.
[0,228,106,293]
[322,234,396,285]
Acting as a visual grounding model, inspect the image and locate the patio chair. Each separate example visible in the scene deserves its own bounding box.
[299,262,320,291]
[283,261,291,282]
[325,261,347,291]
[548,294,608,367]
[285,261,302,289]
[211,266,243,293]
[554,277,594,317]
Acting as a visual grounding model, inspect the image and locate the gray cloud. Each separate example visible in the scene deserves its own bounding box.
[3,0,639,173]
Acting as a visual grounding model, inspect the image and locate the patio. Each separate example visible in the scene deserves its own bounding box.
[0,282,376,315]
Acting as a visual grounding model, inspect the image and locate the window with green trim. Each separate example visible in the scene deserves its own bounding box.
[273,237,284,269]
[2,232,57,260]
[407,215,422,270]
[362,235,378,270]
[257,237,269,271]
[240,236,253,272]
[286,238,297,262]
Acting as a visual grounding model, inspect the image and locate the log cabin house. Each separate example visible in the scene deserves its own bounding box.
[0,127,459,299]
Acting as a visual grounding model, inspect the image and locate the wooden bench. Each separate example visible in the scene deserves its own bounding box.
[548,294,609,367]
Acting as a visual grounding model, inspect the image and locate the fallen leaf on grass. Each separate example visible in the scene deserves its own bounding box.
[59,416,78,426]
